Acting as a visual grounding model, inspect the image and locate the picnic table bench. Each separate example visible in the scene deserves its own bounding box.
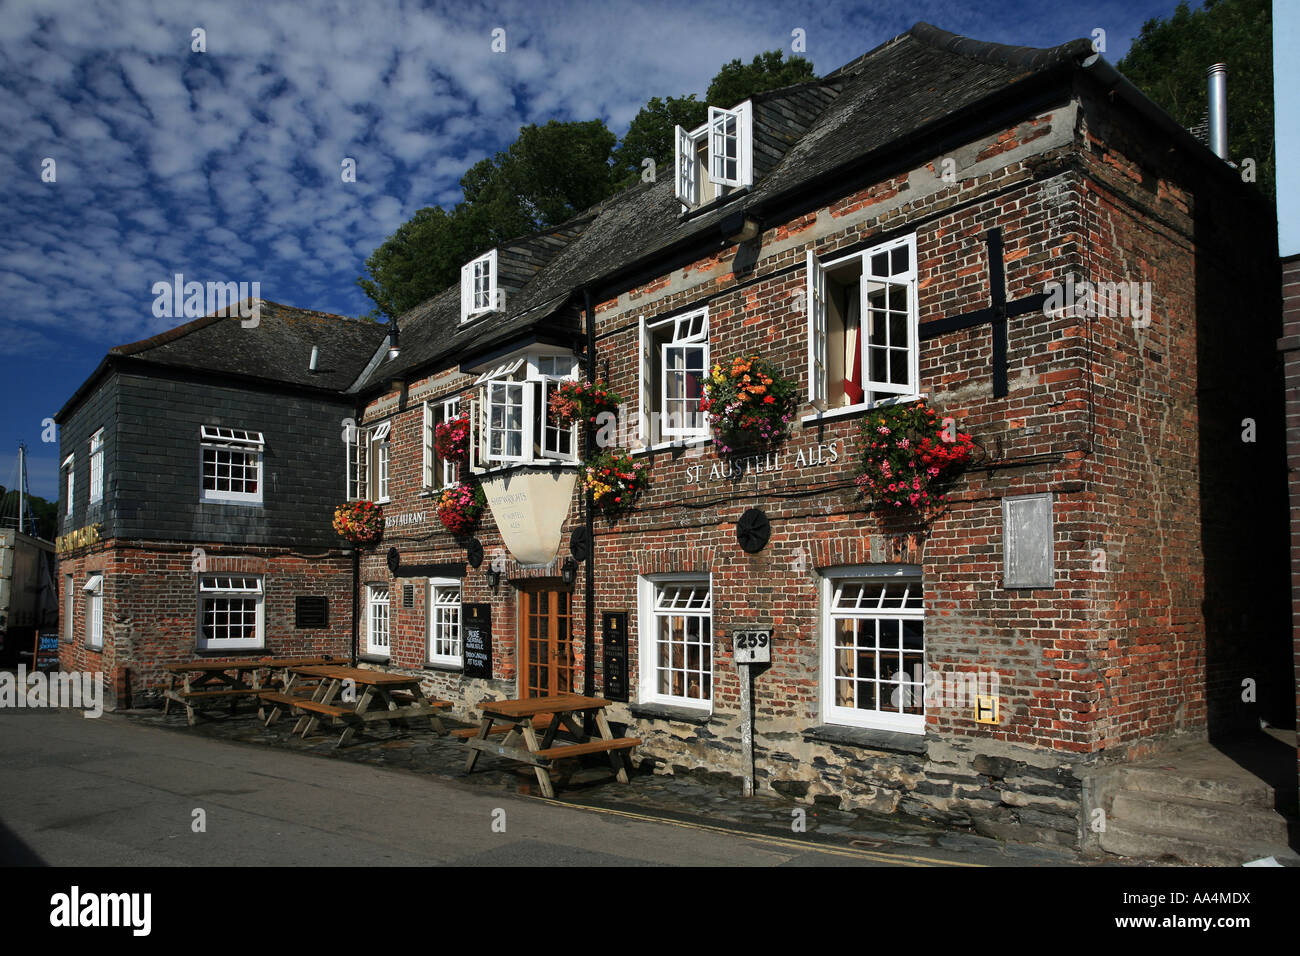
[163,656,336,726]
[463,694,639,798]
[262,665,451,748]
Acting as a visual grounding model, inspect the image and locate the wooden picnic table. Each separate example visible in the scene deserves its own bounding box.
[260,664,450,748]
[163,656,336,725]
[462,694,640,799]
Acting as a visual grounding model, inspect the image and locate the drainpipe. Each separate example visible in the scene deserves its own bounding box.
[1207,63,1228,160]
[583,287,596,735]
[350,547,359,667]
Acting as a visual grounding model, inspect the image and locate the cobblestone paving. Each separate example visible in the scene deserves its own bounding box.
[120,703,1087,865]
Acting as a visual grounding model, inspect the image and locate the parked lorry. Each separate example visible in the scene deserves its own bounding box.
[0,528,57,667]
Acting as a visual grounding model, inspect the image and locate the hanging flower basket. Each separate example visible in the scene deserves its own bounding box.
[434,413,470,464]
[435,481,486,536]
[855,400,975,511]
[582,450,651,514]
[333,500,384,547]
[700,355,799,454]
[549,380,623,429]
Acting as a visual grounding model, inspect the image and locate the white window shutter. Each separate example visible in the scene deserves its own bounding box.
[460,262,472,322]
[736,100,753,187]
[469,396,485,474]
[674,125,696,206]
[807,250,827,409]
[638,316,652,446]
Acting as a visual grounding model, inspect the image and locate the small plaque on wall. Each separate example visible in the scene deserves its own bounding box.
[462,603,492,679]
[1002,493,1054,589]
[402,584,415,608]
[295,596,329,628]
[602,612,627,650]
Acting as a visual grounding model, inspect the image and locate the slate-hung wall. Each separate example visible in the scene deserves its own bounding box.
[56,369,119,538]
[110,371,357,547]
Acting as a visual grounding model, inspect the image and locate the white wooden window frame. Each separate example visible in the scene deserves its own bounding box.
[364,421,391,502]
[461,249,498,322]
[820,565,925,733]
[804,234,920,421]
[639,308,709,445]
[62,454,74,517]
[196,575,265,651]
[199,426,265,504]
[470,353,577,470]
[345,422,363,501]
[83,572,103,649]
[427,577,462,667]
[366,584,390,657]
[674,101,752,207]
[88,428,104,503]
[424,398,462,490]
[63,573,74,642]
[637,573,713,712]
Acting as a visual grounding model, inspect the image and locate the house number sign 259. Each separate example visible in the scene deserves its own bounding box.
[733,630,772,665]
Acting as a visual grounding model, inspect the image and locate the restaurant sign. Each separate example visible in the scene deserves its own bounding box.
[55,523,101,555]
[682,440,842,486]
[384,511,427,528]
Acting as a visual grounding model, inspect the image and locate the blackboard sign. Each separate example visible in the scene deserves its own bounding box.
[462,603,492,679]
[603,648,628,702]
[33,631,60,672]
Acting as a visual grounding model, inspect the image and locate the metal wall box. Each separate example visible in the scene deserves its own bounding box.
[1002,493,1054,589]
[294,596,329,629]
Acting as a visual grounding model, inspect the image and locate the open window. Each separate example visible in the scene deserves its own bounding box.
[424,397,463,491]
[367,421,391,501]
[468,352,578,471]
[674,101,752,210]
[460,249,499,322]
[806,234,919,416]
[638,308,709,447]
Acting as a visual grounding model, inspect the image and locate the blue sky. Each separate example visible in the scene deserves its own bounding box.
[0,0,1187,500]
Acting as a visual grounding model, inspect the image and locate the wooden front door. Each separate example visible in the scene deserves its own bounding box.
[518,583,576,698]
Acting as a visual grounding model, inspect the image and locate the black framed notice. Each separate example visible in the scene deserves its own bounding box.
[601,612,629,701]
[462,603,492,679]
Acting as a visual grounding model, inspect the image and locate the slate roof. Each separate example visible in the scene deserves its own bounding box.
[358,22,1097,395]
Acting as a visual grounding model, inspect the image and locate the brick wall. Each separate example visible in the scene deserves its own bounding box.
[1281,253,1300,793]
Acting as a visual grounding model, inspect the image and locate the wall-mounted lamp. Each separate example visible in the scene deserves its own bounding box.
[485,567,501,592]
[386,321,401,360]
[561,556,578,586]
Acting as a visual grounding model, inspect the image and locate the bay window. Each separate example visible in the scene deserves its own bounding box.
[806,234,919,417]
[468,352,578,470]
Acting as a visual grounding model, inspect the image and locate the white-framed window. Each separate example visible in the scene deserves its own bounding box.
[806,234,919,417]
[460,249,498,322]
[363,421,391,501]
[200,426,264,504]
[82,573,102,649]
[63,573,74,642]
[468,352,578,470]
[197,575,264,650]
[88,429,104,503]
[346,421,363,501]
[674,100,752,209]
[638,574,712,710]
[821,566,925,733]
[62,454,74,517]
[638,308,709,447]
[424,397,462,490]
[366,584,390,657]
[427,578,461,666]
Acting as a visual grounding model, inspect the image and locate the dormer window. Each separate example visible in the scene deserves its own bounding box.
[461,249,498,322]
[675,101,753,210]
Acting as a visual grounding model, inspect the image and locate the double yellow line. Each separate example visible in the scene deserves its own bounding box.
[561,801,986,867]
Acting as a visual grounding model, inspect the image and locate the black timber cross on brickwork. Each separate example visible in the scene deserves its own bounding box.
[919,227,1047,398]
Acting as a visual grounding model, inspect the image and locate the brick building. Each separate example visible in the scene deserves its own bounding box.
[57,23,1292,849]
[54,302,383,706]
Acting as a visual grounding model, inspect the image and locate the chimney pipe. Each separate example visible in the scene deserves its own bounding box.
[1207,63,1228,160]
[309,345,319,372]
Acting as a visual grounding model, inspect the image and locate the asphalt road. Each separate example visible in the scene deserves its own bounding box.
[0,709,981,867]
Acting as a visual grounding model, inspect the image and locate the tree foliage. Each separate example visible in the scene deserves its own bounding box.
[1117,0,1273,198]
[358,50,819,318]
